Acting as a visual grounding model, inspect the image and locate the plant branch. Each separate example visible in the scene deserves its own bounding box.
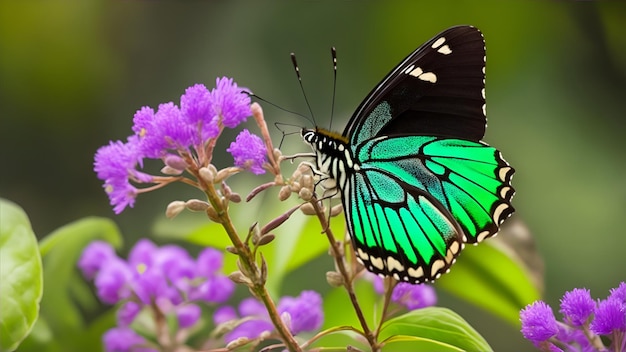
[197,173,301,352]
[309,197,378,350]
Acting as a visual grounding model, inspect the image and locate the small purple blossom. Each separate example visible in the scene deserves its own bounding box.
[520,301,559,343]
[210,77,251,128]
[391,282,437,310]
[521,282,626,351]
[278,290,324,335]
[369,274,437,311]
[609,282,626,303]
[227,129,267,174]
[177,304,202,328]
[117,301,142,326]
[93,138,145,214]
[78,241,117,279]
[103,326,156,352]
[560,288,595,326]
[94,258,134,304]
[590,298,626,335]
[216,292,324,344]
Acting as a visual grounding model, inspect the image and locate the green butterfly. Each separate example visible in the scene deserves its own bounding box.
[302,26,515,283]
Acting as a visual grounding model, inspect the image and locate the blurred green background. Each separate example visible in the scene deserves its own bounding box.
[1,1,625,351]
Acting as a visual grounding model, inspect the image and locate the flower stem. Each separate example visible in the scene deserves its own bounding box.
[199,177,301,352]
[309,197,378,350]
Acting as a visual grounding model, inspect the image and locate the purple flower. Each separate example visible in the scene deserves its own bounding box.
[190,275,235,304]
[177,304,201,328]
[136,102,194,158]
[117,301,141,326]
[227,129,267,175]
[560,288,595,326]
[210,77,251,128]
[391,283,437,310]
[94,257,134,304]
[78,241,116,280]
[609,282,626,303]
[103,326,156,352]
[180,83,219,141]
[218,298,274,343]
[278,290,324,335]
[217,292,324,344]
[590,298,626,335]
[94,138,145,214]
[128,238,158,269]
[520,301,559,343]
[369,275,437,310]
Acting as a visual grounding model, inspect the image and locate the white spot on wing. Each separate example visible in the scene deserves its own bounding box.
[477,231,491,242]
[386,257,405,272]
[418,72,437,83]
[430,259,445,277]
[408,67,423,77]
[493,203,510,224]
[432,37,446,49]
[408,266,424,279]
[437,45,452,55]
[370,256,384,270]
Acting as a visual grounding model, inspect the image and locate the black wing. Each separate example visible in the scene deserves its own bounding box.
[344,26,487,145]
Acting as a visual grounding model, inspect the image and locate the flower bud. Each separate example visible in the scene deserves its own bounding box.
[330,204,343,217]
[229,193,242,203]
[161,166,184,175]
[226,337,251,350]
[165,200,186,219]
[256,234,275,247]
[326,271,344,287]
[278,185,292,201]
[298,188,313,201]
[300,203,316,215]
[164,154,188,170]
[185,199,210,212]
[228,271,252,285]
[206,206,221,223]
[199,166,215,184]
[301,174,313,190]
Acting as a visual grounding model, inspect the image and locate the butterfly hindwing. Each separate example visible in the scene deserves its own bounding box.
[346,164,464,282]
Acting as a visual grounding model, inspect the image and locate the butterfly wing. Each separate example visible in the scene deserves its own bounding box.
[344,25,487,145]
[346,136,514,283]
[338,26,514,282]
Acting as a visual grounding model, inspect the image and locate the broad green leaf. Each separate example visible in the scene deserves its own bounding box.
[37,217,123,337]
[436,239,541,326]
[379,307,492,352]
[0,198,43,351]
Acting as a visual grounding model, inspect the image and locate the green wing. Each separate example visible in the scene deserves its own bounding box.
[345,135,514,283]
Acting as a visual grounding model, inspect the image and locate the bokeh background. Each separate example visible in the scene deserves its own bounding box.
[2,1,625,351]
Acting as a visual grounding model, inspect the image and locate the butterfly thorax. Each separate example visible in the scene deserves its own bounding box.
[301,128,360,183]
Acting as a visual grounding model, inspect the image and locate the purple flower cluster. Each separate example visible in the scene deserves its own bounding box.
[370,274,437,310]
[94,77,268,214]
[214,291,324,343]
[520,282,626,352]
[79,239,235,352]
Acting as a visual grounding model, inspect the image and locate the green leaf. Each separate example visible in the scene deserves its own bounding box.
[0,198,43,351]
[379,307,492,352]
[436,239,541,326]
[37,217,123,337]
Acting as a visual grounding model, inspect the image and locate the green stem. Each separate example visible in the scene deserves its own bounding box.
[309,198,378,350]
[200,177,301,352]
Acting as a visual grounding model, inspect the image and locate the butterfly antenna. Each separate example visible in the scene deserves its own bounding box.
[329,47,338,131]
[248,93,312,122]
[290,53,317,126]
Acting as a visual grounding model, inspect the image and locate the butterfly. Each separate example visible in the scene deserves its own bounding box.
[301,25,515,284]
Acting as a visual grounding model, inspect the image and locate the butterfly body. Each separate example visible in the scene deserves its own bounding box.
[303,26,515,284]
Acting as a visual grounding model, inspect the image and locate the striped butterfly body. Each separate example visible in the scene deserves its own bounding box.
[302,26,515,284]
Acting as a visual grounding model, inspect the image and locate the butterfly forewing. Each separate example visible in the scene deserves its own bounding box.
[345,26,487,145]
[303,25,515,284]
